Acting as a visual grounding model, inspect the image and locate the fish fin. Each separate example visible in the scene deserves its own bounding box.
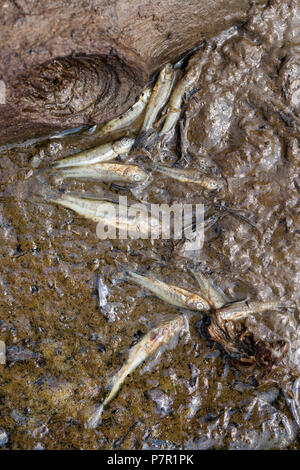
[183,210,211,234]
[139,348,164,375]
[187,262,227,308]
[28,175,63,204]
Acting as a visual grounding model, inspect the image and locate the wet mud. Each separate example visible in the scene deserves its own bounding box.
[0,0,300,450]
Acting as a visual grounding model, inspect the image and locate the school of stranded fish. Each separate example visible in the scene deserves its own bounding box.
[42,45,287,428]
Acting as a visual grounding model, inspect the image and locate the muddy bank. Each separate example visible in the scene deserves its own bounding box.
[0,0,252,144]
[0,0,299,450]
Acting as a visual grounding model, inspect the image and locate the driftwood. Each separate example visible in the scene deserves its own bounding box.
[0,0,251,145]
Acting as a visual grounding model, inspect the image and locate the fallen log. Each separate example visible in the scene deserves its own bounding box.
[0,0,251,145]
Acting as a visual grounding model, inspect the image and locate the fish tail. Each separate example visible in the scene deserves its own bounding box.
[114,261,138,282]
[86,404,104,429]
[153,164,173,177]
[27,170,62,203]
[37,165,72,184]
[55,167,85,179]
[51,160,76,170]
[50,160,63,169]
[102,364,129,408]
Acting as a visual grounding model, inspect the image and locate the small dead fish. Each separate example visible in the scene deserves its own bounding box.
[160,62,202,135]
[87,315,188,428]
[155,165,224,191]
[95,86,152,138]
[141,64,175,131]
[122,269,211,311]
[52,137,135,169]
[179,214,220,253]
[51,194,118,222]
[51,195,161,238]
[185,213,220,237]
[219,300,285,321]
[56,162,148,184]
[189,269,227,309]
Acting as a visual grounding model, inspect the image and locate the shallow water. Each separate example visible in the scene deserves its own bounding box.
[0,0,300,449]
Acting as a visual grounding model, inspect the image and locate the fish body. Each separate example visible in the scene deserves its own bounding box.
[57,162,148,184]
[180,214,220,253]
[52,137,134,169]
[51,195,160,238]
[123,270,211,311]
[51,194,117,222]
[95,86,152,138]
[190,269,227,309]
[219,300,284,321]
[160,62,202,135]
[103,315,187,408]
[141,63,175,131]
[87,315,188,428]
[155,165,224,191]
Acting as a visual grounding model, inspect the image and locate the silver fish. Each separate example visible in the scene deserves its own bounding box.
[141,63,175,131]
[123,270,211,311]
[160,62,202,135]
[95,86,152,138]
[189,269,227,309]
[52,137,135,169]
[180,214,220,253]
[184,214,220,238]
[51,194,161,238]
[160,43,214,136]
[51,194,117,222]
[57,162,148,184]
[155,165,224,191]
[219,300,285,321]
[87,315,188,428]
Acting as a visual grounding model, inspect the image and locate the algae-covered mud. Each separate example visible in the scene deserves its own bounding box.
[0,0,300,449]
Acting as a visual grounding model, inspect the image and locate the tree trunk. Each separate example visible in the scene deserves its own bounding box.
[0,0,251,145]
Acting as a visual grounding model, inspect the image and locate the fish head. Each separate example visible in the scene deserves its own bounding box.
[162,63,174,80]
[124,165,148,183]
[141,86,152,103]
[113,137,135,155]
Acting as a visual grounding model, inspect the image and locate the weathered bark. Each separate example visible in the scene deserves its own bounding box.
[0,0,252,145]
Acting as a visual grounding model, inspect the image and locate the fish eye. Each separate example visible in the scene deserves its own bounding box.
[134,173,143,181]
[120,138,132,149]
